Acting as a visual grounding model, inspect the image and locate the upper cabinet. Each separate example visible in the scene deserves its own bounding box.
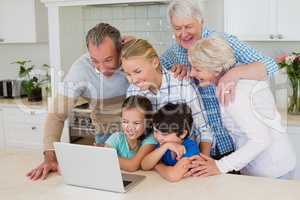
[0,0,48,43]
[224,0,300,41]
[41,0,170,7]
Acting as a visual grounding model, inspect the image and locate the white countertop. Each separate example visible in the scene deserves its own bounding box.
[0,97,48,109]
[1,150,300,200]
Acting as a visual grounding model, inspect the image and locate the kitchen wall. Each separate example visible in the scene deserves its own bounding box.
[0,43,49,80]
[82,4,173,55]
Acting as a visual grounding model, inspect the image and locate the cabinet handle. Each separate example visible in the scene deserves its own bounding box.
[277,34,283,39]
[269,34,275,39]
[32,126,37,130]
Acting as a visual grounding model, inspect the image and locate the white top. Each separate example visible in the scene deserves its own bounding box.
[59,53,129,99]
[2,150,300,200]
[216,80,296,177]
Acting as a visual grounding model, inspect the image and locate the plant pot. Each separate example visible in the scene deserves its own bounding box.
[288,78,300,115]
[28,87,42,102]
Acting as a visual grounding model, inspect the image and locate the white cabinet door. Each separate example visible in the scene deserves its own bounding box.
[0,108,5,149]
[288,126,300,180]
[224,0,300,41]
[277,0,300,41]
[0,0,48,43]
[2,107,47,150]
[5,122,44,149]
[0,0,35,43]
[224,0,275,41]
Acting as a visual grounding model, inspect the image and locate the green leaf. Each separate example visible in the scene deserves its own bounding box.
[19,66,27,77]
[42,64,50,68]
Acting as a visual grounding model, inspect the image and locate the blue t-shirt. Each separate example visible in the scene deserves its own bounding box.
[105,132,157,159]
[159,138,200,166]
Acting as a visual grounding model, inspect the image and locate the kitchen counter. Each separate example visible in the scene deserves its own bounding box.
[286,114,300,127]
[0,97,48,109]
[1,150,300,200]
[0,97,299,126]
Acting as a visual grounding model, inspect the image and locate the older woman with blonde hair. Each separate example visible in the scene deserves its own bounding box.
[186,37,296,179]
[160,0,280,160]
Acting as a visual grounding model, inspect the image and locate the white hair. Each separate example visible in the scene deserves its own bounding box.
[167,0,204,24]
[188,36,236,72]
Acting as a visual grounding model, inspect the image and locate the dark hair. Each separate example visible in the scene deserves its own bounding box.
[153,103,193,139]
[86,23,122,54]
[122,95,154,141]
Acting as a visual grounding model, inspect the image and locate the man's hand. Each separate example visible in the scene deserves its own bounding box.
[216,67,240,106]
[164,143,186,160]
[26,151,60,181]
[171,64,189,80]
[184,154,220,177]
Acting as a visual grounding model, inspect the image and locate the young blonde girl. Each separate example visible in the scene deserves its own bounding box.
[104,95,157,172]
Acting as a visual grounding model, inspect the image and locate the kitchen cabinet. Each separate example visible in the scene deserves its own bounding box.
[0,0,48,43]
[41,0,170,7]
[0,103,69,150]
[2,107,47,149]
[224,0,300,41]
[0,108,5,149]
[288,125,300,180]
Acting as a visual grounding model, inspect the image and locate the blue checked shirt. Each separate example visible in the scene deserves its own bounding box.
[160,27,279,157]
[126,68,212,143]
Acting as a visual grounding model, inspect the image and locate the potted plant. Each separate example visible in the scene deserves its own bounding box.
[277,52,300,114]
[12,60,51,102]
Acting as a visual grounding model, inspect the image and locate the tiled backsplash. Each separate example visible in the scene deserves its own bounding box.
[82,4,174,54]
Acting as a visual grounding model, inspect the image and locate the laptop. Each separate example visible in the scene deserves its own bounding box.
[54,142,145,193]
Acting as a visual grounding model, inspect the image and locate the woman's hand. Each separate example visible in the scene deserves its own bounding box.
[217,67,239,106]
[184,154,221,177]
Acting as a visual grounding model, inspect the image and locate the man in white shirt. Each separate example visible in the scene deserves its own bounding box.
[27,23,129,180]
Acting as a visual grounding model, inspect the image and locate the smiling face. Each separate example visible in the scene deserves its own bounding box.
[122,107,145,141]
[88,37,120,77]
[189,65,219,87]
[171,16,203,49]
[122,56,162,91]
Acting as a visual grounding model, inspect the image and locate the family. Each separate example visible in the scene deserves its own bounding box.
[27,0,296,182]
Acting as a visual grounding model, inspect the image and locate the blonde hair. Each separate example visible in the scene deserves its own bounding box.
[121,39,159,64]
[188,37,236,72]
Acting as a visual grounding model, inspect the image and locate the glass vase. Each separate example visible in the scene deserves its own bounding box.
[288,78,300,115]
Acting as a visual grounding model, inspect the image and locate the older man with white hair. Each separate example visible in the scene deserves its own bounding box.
[160,0,279,161]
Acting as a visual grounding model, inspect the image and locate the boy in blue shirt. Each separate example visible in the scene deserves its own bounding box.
[141,103,200,182]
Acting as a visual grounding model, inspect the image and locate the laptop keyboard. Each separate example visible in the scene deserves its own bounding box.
[123,180,132,187]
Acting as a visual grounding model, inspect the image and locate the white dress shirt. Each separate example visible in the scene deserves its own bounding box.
[216,80,296,178]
